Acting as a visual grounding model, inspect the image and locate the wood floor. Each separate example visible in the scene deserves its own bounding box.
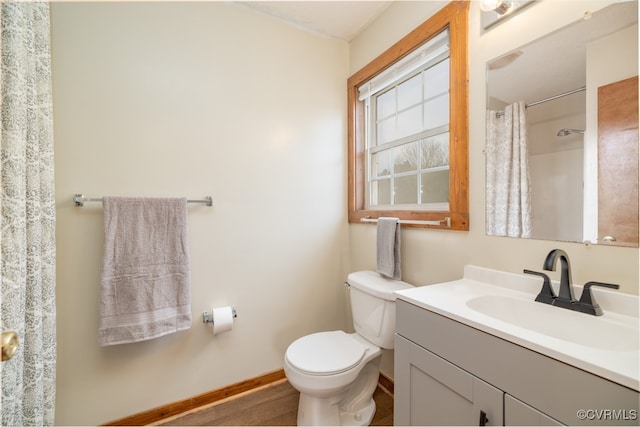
[155,379,393,426]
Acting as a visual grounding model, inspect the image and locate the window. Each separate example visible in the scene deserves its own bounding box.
[348,1,469,230]
[361,30,451,211]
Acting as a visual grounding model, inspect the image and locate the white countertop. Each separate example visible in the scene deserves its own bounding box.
[395,265,640,392]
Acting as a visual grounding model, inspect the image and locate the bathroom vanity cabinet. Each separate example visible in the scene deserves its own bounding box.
[394,300,639,426]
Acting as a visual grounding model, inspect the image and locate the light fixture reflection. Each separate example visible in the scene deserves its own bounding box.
[479,0,514,15]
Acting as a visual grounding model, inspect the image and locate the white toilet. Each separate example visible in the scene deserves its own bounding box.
[284,271,413,426]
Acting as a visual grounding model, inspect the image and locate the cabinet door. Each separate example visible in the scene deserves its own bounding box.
[395,334,504,426]
[505,394,564,426]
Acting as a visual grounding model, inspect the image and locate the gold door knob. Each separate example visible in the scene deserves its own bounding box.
[2,331,19,362]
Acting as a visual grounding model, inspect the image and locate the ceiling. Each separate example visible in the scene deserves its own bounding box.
[235,1,393,41]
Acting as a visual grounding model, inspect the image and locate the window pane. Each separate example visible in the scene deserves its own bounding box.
[372,149,392,177]
[421,170,449,203]
[397,74,422,110]
[421,133,449,168]
[377,117,396,144]
[424,93,449,130]
[394,142,418,173]
[395,175,418,204]
[424,58,449,99]
[376,88,396,120]
[372,179,391,205]
[397,106,422,139]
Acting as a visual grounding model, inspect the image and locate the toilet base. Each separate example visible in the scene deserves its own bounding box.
[339,398,376,426]
[296,395,376,426]
[297,394,341,426]
[295,360,380,426]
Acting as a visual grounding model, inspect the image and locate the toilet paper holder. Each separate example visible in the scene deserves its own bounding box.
[202,307,237,324]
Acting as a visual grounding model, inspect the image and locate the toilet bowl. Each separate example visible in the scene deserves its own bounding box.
[285,331,382,425]
[284,271,413,426]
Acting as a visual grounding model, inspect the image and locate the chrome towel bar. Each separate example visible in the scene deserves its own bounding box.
[360,216,451,228]
[73,194,213,207]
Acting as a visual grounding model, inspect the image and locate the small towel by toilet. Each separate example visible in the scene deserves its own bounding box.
[376,217,401,280]
[98,197,192,346]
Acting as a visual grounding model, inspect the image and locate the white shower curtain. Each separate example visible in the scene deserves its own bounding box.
[1,2,57,425]
[486,101,532,238]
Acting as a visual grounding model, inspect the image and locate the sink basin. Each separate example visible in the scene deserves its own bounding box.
[466,294,639,352]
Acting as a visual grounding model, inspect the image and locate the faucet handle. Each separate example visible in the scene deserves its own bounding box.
[524,269,555,304]
[577,281,620,316]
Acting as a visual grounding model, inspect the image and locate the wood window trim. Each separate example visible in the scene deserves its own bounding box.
[347,1,469,230]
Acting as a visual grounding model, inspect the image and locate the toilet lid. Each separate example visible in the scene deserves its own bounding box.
[286,331,366,376]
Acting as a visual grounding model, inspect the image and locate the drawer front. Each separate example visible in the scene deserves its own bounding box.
[396,299,640,426]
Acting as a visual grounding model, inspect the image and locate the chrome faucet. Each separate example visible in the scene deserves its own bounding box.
[543,249,575,309]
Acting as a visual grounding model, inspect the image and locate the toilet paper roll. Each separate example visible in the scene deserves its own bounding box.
[211,306,234,335]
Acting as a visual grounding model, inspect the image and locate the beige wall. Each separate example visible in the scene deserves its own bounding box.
[348,0,639,376]
[52,2,349,424]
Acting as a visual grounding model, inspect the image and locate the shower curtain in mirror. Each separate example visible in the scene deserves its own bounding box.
[486,101,532,238]
[1,2,56,425]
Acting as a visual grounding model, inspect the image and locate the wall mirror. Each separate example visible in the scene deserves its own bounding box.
[486,1,638,247]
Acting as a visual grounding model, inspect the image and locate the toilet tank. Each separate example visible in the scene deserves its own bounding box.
[347,271,413,349]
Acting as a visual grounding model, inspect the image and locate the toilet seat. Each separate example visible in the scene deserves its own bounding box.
[286,331,366,376]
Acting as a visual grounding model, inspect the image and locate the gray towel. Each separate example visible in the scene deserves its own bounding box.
[376,217,401,280]
[99,197,192,346]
